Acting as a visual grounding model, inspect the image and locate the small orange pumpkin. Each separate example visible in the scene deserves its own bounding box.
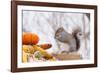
[22,32,39,45]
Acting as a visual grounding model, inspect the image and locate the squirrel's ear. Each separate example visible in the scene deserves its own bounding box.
[60,27,64,30]
[57,27,64,32]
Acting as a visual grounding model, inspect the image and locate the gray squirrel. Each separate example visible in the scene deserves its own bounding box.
[55,27,80,53]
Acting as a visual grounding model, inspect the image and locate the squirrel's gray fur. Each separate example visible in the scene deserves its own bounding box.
[55,27,80,52]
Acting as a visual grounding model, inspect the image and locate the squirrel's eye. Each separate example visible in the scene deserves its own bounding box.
[58,35,61,38]
[79,33,82,36]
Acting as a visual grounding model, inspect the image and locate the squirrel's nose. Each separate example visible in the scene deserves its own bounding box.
[54,36,56,39]
[54,35,56,39]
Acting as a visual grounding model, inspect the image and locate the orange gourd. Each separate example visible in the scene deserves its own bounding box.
[22,32,39,45]
[38,44,52,50]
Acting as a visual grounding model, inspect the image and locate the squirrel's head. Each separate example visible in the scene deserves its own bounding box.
[55,27,64,40]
